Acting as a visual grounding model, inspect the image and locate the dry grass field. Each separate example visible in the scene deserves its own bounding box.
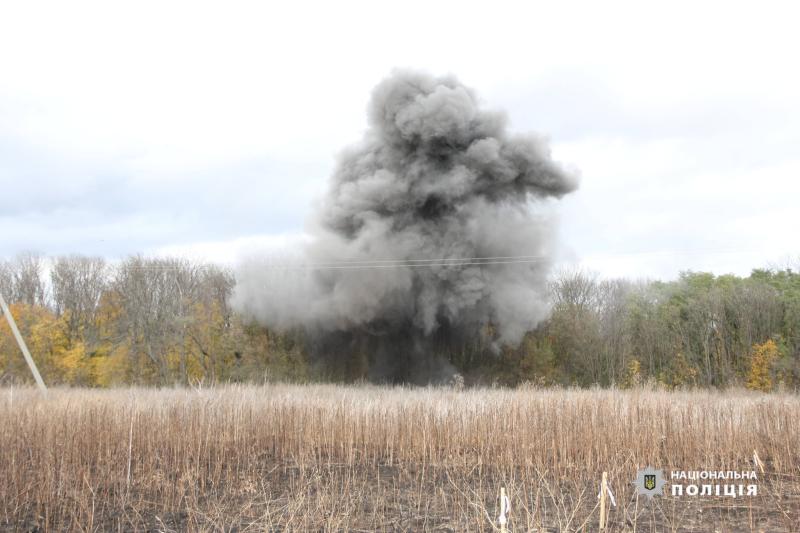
[1,384,798,532]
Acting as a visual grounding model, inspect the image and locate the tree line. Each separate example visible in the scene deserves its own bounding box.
[1,252,798,390]
[487,267,800,390]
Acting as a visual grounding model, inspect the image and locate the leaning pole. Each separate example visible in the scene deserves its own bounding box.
[0,292,47,391]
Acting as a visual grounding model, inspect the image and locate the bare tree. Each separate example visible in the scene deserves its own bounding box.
[185,265,235,382]
[596,278,635,383]
[114,257,171,382]
[2,253,47,306]
[50,255,109,346]
[0,260,12,302]
[113,256,214,384]
[549,267,601,312]
[547,268,604,384]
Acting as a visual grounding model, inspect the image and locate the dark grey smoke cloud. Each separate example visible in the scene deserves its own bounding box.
[233,70,578,381]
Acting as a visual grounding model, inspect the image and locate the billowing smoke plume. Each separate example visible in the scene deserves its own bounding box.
[233,70,578,382]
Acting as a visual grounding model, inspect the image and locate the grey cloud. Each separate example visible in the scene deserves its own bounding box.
[0,135,326,257]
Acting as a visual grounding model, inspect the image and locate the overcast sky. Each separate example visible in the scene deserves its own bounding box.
[1,0,798,279]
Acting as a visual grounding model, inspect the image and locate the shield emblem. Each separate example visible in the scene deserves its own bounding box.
[644,474,656,491]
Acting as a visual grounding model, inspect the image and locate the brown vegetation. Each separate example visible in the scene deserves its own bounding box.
[2,253,800,389]
[1,384,798,531]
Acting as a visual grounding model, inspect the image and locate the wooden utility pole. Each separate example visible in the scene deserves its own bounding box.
[0,292,46,390]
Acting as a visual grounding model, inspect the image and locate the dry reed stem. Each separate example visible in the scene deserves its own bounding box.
[0,384,798,531]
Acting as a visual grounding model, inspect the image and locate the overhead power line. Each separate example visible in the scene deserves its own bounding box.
[299,254,547,265]
[108,254,553,270]
[262,257,551,270]
[63,247,777,271]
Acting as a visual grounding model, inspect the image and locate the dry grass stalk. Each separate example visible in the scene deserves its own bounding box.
[0,384,797,531]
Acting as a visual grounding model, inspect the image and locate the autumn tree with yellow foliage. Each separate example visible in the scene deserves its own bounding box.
[746,339,779,392]
[1,254,800,389]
